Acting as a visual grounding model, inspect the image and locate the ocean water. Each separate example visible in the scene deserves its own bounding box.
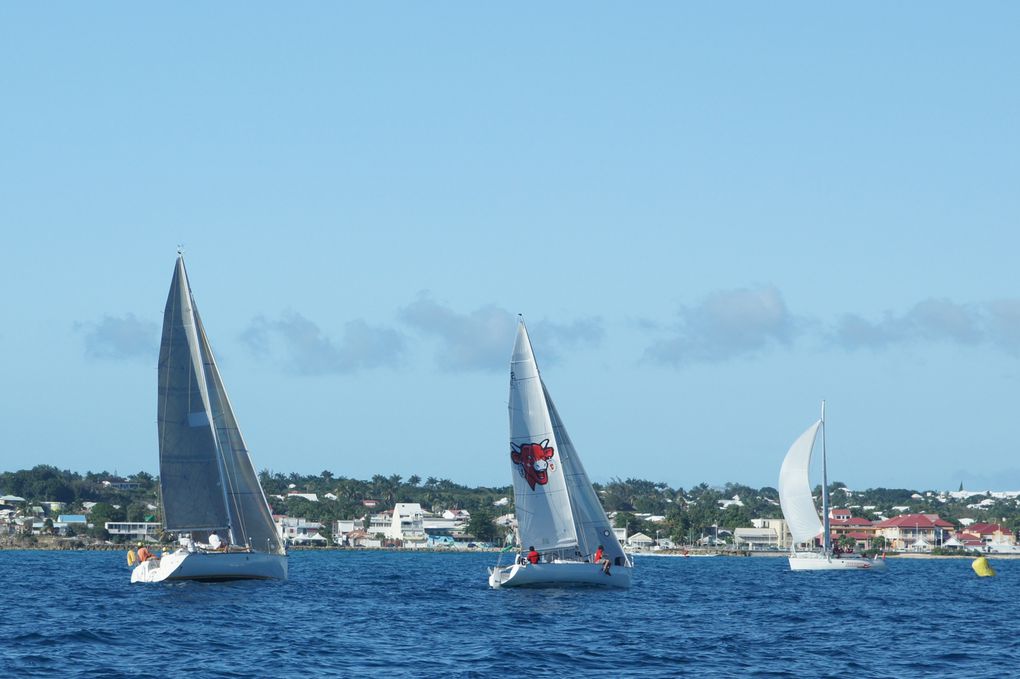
[1,550,1017,678]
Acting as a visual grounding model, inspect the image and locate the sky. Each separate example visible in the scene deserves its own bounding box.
[1,4,1018,491]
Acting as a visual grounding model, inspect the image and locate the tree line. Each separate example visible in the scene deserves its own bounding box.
[4,466,1019,544]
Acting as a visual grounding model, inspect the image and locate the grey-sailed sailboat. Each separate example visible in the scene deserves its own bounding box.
[132,254,287,583]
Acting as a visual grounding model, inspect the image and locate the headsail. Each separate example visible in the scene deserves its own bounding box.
[508,321,577,551]
[157,256,282,554]
[778,420,823,546]
[544,383,625,563]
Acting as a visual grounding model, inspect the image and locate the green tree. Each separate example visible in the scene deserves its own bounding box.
[467,507,501,543]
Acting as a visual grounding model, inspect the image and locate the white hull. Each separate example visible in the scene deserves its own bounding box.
[788,552,887,571]
[131,549,287,583]
[488,561,632,589]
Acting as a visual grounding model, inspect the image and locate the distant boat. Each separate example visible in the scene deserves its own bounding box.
[488,319,633,588]
[132,254,287,583]
[778,401,886,572]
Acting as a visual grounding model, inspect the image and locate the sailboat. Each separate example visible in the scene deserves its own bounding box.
[778,401,886,572]
[131,254,287,583]
[488,319,633,588]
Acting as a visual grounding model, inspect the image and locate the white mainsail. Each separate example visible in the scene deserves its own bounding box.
[778,420,823,546]
[157,256,283,555]
[508,321,577,551]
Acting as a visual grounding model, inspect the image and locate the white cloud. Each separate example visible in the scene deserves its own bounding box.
[644,286,797,365]
[77,313,158,361]
[241,312,405,375]
[400,296,604,371]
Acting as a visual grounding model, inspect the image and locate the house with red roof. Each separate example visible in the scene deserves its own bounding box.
[874,513,954,551]
[966,522,1016,546]
[828,509,878,550]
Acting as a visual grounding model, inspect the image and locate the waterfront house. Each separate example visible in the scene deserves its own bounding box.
[627,532,655,550]
[828,509,878,550]
[874,514,954,551]
[734,518,791,550]
[105,521,161,543]
[274,516,328,545]
[967,522,1015,546]
[389,503,426,544]
[332,518,365,544]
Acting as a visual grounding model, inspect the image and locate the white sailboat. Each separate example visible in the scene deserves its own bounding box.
[779,401,886,572]
[488,319,633,588]
[132,254,287,583]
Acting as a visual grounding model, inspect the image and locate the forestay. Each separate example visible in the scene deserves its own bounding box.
[509,322,577,551]
[778,420,824,546]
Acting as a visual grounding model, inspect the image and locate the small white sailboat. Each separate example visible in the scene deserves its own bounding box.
[488,319,632,588]
[132,254,287,583]
[778,401,886,572]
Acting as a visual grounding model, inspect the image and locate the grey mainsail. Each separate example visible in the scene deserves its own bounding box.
[157,256,283,554]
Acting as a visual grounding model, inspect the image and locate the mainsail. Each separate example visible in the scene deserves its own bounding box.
[778,420,823,546]
[509,321,577,551]
[157,256,283,555]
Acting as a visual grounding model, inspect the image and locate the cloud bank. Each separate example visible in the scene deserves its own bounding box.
[644,286,798,365]
[77,313,159,361]
[400,296,604,371]
[644,289,1020,366]
[241,312,405,375]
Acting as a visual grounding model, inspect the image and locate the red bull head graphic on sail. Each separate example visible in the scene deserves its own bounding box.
[510,440,555,490]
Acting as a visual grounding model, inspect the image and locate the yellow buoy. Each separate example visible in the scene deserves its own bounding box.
[972,555,996,577]
[127,549,137,567]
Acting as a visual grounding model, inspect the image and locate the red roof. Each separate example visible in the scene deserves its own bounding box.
[831,517,873,526]
[874,513,953,529]
[968,523,1007,535]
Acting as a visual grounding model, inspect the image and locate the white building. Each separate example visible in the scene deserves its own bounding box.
[106,521,161,542]
[734,518,790,550]
[389,503,426,543]
[275,516,328,545]
[332,518,365,544]
[627,532,655,549]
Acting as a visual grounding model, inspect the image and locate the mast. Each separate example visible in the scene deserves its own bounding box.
[820,400,831,555]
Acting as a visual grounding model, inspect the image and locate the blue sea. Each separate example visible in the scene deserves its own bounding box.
[1,550,1016,677]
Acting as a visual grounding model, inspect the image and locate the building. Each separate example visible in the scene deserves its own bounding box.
[828,509,878,550]
[275,516,328,545]
[388,503,426,543]
[332,518,365,544]
[54,514,88,536]
[103,480,142,491]
[874,513,954,551]
[627,532,655,550]
[105,521,161,542]
[967,522,1015,546]
[734,518,790,550]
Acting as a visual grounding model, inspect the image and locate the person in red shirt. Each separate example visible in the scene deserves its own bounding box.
[594,544,611,575]
[526,546,540,564]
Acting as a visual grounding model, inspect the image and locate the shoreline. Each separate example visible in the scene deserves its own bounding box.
[5,540,1020,559]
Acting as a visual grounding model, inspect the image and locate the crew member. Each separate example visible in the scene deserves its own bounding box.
[526,546,540,564]
[595,544,612,574]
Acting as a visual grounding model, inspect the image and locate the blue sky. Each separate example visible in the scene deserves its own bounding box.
[2,4,1018,490]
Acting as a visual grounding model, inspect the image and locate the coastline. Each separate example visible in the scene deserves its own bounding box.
[6,539,1020,559]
